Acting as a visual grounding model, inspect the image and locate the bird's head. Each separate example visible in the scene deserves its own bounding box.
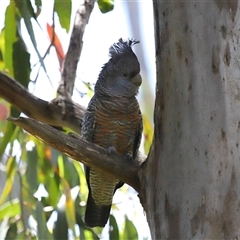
[95,38,142,98]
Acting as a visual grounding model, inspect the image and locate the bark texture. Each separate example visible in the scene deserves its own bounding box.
[8,117,146,192]
[0,72,85,133]
[141,1,240,239]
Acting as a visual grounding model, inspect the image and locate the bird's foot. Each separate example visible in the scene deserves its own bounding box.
[107,146,117,155]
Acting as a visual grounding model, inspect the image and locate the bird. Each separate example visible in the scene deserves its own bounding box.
[81,38,143,228]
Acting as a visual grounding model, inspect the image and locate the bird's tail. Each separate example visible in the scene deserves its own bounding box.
[85,191,111,228]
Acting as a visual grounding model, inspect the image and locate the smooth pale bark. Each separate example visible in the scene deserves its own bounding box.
[141,1,240,239]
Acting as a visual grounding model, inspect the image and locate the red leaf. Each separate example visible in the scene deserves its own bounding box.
[0,103,9,120]
[47,23,65,69]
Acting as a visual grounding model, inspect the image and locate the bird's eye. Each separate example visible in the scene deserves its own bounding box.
[123,73,128,78]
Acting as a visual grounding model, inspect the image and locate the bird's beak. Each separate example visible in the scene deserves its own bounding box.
[131,74,142,87]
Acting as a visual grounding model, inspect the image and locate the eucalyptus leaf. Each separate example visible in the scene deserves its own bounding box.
[16,0,50,82]
[110,214,119,240]
[122,217,138,240]
[12,34,30,89]
[4,1,17,75]
[54,0,71,32]
[36,201,54,240]
[97,0,114,13]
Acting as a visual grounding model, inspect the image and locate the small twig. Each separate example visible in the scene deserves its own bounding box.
[17,171,28,239]
[57,0,95,99]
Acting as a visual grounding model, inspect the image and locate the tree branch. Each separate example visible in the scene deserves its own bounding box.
[57,0,95,99]
[8,117,146,192]
[0,0,147,194]
[0,71,85,133]
[0,1,95,133]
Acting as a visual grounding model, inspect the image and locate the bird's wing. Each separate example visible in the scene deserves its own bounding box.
[81,95,97,141]
[81,94,97,204]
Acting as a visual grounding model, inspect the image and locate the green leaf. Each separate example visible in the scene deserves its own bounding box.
[53,210,68,240]
[10,106,20,118]
[0,199,20,221]
[54,0,72,32]
[142,115,153,155]
[26,0,42,25]
[15,232,26,240]
[60,179,77,238]
[44,174,59,208]
[110,214,119,240]
[4,1,17,75]
[0,156,17,205]
[35,144,55,185]
[32,145,60,207]
[82,229,99,240]
[0,122,16,160]
[0,29,6,70]
[58,154,64,179]
[26,0,37,19]
[4,221,17,240]
[73,161,88,201]
[0,217,9,240]
[36,201,54,240]
[122,217,138,240]
[97,0,114,13]
[50,148,60,166]
[15,0,50,81]
[26,146,38,192]
[12,34,30,89]
[57,154,77,238]
[63,156,79,188]
[35,0,42,10]
[0,49,3,62]
[13,30,30,88]
[75,204,99,240]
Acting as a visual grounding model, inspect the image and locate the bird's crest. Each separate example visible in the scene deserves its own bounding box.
[109,38,139,58]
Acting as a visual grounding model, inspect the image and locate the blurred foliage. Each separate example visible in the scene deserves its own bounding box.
[54,0,72,32]
[142,115,153,155]
[97,0,114,13]
[122,217,138,240]
[0,0,151,239]
[0,123,99,239]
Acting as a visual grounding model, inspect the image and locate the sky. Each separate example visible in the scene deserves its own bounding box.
[1,0,155,239]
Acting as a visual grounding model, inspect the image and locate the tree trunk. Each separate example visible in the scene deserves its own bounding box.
[141,1,240,239]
